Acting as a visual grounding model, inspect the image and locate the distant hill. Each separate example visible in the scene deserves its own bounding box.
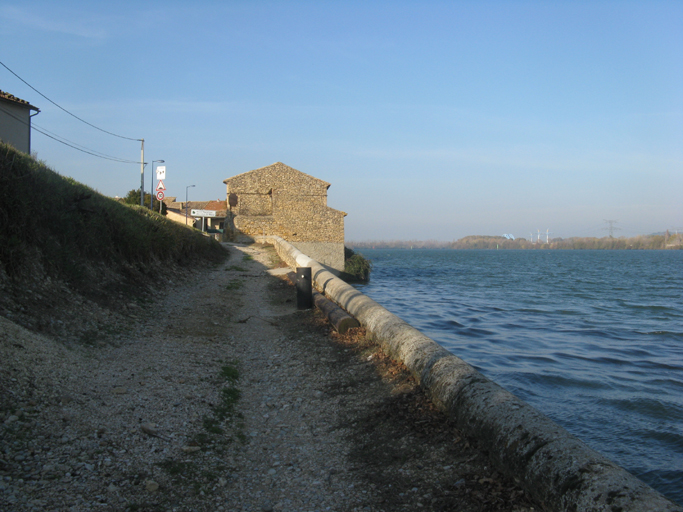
[348,233,682,250]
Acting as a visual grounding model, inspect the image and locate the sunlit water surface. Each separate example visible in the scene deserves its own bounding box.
[353,249,683,504]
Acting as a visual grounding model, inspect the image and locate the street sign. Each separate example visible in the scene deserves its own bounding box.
[156,191,165,201]
[191,209,217,217]
[156,166,166,180]
[156,180,166,191]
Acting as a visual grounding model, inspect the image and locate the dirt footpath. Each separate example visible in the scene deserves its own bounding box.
[0,243,540,512]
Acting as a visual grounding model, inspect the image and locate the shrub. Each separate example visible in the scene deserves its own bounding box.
[344,247,372,282]
[122,189,167,215]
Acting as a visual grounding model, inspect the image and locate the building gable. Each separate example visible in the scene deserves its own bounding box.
[223,162,330,195]
[223,162,346,271]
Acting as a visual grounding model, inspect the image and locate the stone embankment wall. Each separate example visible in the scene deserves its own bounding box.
[224,163,346,271]
[266,235,682,512]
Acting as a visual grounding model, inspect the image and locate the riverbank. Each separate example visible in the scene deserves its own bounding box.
[270,238,683,511]
[1,243,537,512]
[351,247,683,506]
[348,233,683,250]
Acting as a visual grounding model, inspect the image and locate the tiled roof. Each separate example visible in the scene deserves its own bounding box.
[0,89,39,111]
[165,200,227,217]
[204,200,227,211]
[184,201,209,209]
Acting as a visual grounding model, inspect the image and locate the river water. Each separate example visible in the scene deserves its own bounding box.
[352,249,683,504]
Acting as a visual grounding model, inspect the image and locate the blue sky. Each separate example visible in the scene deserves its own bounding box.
[2,0,681,241]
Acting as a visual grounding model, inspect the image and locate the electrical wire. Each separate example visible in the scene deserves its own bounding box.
[33,126,140,163]
[0,104,139,164]
[0,59,141,142]
[32,121,138,163]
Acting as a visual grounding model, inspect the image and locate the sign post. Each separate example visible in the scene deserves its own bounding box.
[190,209,217,217]
[155,167,166,213]
[150,161,164,210]
[191,210,217,233]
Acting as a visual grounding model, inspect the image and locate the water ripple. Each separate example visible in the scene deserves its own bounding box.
[355,249,683,505]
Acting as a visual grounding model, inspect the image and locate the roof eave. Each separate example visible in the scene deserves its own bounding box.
[0,95,40,112]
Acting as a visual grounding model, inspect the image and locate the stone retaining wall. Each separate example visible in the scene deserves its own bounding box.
[266,235,682,512]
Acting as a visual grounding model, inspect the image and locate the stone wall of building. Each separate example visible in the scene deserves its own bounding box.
[224,162,346,271]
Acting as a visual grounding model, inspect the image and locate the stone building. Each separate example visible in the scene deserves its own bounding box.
[223,162,346,272]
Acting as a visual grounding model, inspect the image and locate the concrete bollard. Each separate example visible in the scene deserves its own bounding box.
[296,267,313,310]
[287,271,359,333]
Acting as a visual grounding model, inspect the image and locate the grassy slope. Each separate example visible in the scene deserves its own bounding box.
[0,142,227,299]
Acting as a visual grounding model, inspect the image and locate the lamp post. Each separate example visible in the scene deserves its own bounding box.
[185,185,195,225]
[140,139,145,206]
[150,160,165,209]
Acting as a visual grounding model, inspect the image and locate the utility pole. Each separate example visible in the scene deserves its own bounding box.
[603,219,620,238]
[185,185,195,225]
[140,139,145,206]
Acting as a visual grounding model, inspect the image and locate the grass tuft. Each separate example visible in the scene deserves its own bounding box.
[219,363,239,383]
[225,280,243,290]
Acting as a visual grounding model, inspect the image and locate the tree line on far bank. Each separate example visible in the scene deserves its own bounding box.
[348,233,683,251]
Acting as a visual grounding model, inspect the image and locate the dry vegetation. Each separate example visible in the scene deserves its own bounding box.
[349,233,682,250]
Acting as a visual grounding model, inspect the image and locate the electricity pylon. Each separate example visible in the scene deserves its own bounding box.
[603,219,620,238]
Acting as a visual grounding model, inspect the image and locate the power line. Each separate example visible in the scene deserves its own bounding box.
[0,104,138,164]
[33,125,140,163]
[32,121,138,163]
[0,59,141,142]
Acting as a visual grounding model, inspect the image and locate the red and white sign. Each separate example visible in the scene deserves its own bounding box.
[156,180,166,191]
[156,191,165,201]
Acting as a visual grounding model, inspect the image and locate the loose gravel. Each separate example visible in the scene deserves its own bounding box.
[1,243,539,512]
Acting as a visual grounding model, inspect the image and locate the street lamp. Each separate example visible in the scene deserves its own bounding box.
[140,139,145,206]
[185,185,195,225]
[150,160,165,209]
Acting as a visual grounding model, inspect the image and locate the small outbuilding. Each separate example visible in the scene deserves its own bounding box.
[163,198,228,235]
[223,162,346,272]
[0,89,40,154]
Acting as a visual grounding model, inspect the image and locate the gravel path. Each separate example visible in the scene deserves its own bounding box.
[1,243,538,512]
